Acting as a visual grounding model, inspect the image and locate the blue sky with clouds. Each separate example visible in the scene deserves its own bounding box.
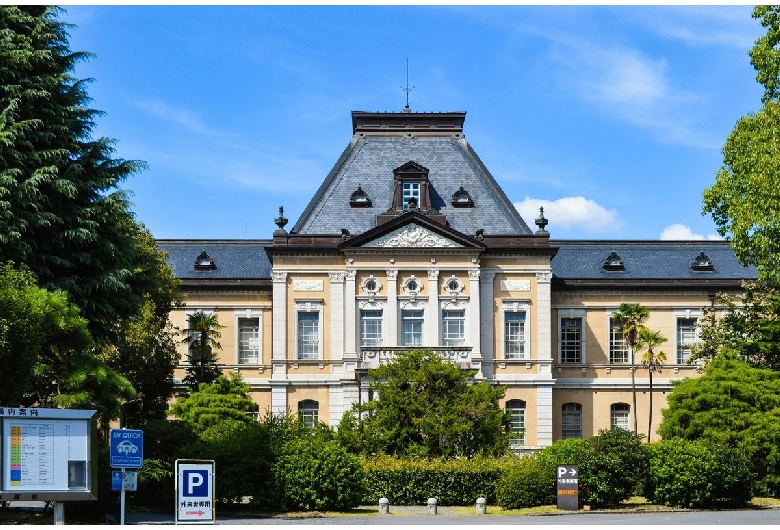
[62,4,764,241]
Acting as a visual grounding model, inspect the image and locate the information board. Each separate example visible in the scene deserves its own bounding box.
[175,460,215,524]
[0,407,97,501]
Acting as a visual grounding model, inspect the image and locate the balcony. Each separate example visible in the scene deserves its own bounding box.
[359,346,473,369]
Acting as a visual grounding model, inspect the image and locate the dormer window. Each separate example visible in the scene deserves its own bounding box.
[602,251,624,272]
[349,186,372,208]
[451,186,474,208]
[194,250,215,271]
[392,161,431,211]
[403,183,420,210]
[690,251,714,271]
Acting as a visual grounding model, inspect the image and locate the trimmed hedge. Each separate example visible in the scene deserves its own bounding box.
[361,455,506,506]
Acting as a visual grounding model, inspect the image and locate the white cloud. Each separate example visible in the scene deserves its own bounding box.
[134,99,223,136]
[514,196,620,233]
[659,223,722,241]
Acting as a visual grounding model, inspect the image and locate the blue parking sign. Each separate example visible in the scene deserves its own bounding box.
[182,470,209,497]
[109,429,144,468]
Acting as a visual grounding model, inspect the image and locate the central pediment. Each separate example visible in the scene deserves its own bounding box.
[339,210,485,251]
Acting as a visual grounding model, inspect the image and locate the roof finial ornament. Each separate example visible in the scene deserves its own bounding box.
[401,57,414,113]
[274,206,288,232]
[535,206,549,235]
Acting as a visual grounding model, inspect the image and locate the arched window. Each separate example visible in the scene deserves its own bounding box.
[611,403,630,431]
[561,403,582,439]
[298,400,319,428]
[506,399,526,446]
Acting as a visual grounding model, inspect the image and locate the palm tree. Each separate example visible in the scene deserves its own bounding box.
[181,311,224,389]
[637,329,668,443]
[612,303,649,435]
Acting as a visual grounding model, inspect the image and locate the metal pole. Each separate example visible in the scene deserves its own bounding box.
[120,467,126,525]
[53,500,64,524]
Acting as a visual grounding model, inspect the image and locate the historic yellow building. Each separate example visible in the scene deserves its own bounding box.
[158,110,755,449]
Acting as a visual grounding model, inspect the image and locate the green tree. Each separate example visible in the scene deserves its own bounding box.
[0,6,176,344]
[637,329,668,443]
[703,6,780,283]
[181,311,224,389]
[612,303,650,435]
[658,353,780,494]
[169,374,255,434]
[343,349,508,458]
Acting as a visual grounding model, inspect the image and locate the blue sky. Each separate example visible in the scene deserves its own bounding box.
[62,4,764,241]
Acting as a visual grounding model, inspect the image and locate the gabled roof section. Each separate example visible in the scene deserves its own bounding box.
[292,110,532,237]
[551,240,757,288]
[339,210,485,251]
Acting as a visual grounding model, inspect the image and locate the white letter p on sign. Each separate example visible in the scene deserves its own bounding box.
[188,472,204,494]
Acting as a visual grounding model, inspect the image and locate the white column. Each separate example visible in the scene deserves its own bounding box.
[427,269,439,346]
[329,271,346,361]
[344,270,357,358]
[271,384,288,416]
[536,385,554,447]
[479,271,496,379]
[386,270,398,347]
[468,269,481,356]
[271,271,288,362]
[536,271,553,375]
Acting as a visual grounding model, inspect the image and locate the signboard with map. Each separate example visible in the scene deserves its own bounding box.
[0,408,97,501]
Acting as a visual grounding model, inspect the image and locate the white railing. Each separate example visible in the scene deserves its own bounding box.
[359,346,473,368]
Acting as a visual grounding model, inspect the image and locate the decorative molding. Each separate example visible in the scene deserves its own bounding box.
[467,269,481,281]
[386,269,398,281]
[364,225,462,248]
[479,270,497,283]
[427,269,440,280]
[345,270,357,281]
[536,271,552,283]
[272,271,288,283]
[328,272,346,283]
[294,280,324,291]
[500,279,531,292]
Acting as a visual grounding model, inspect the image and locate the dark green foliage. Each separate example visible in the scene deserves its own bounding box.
[0,6,177,344]
[181,311,224,389]
[360,455,503,506]
[644,439,754,508]
[340,349,508,458]
[658,353,780,494]
[169,374,255,433]
[576,428,648,508]
[273,433,366,511]
[495,457,556,509]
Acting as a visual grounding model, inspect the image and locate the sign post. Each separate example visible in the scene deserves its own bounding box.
[175,460,215,524]
[110,429,143,526]
[556,464,579,510]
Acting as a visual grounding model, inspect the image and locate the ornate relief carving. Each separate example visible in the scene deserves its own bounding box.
[294,280,324,291]
[365,225,462,248]
[386,269,398,281]
[536,271,552,283]
[427,270,440,280]
[500,279,531,292]
[328,271,346,283]
[467,269,481,281]
[345,270,357,281]
[272,271,288,283]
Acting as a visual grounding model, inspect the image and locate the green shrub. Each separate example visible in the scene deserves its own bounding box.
[273,435,366,511]
[495,456,555,508]
[645,439,754,508]
[577,428,647,508]
[361,455,504,505]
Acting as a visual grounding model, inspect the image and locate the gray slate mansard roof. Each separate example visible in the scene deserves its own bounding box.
[292,111,532,237]
[157,240,272,281]
[551,240,757,283]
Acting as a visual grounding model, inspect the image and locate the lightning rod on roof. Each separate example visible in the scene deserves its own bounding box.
[401,57,414,113]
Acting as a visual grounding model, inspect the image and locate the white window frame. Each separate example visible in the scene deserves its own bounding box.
[294,300,324,360]
[674,309,701,364]
[441,308,466,347]
[298,399,319,428]
[506,399,526,446]
[611,403,630,431]
[401,308,424,347]
[402,182,420,210]
[502,301,530,360]
[606,310,629,364]
[561,403,582,439]
[559,309,586,364]
[360,307,384,347]
[235,309,262,364]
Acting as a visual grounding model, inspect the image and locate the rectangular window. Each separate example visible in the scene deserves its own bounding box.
[677,318,698,364]
[442,310,465,346]
[402,182,420,210]
[506,400,526,446]
[297,312,320,359]
[238,317,260,364]
[360,310,383,347]
[561,403,582,439]
[560,317,582,363]
[298,400,319,428]
[504,312,527,359]
[609,318,628,363]
[401,310,424,347]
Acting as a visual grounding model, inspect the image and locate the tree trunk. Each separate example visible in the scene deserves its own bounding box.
[647,369,653,443]
[631,347,638,434]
